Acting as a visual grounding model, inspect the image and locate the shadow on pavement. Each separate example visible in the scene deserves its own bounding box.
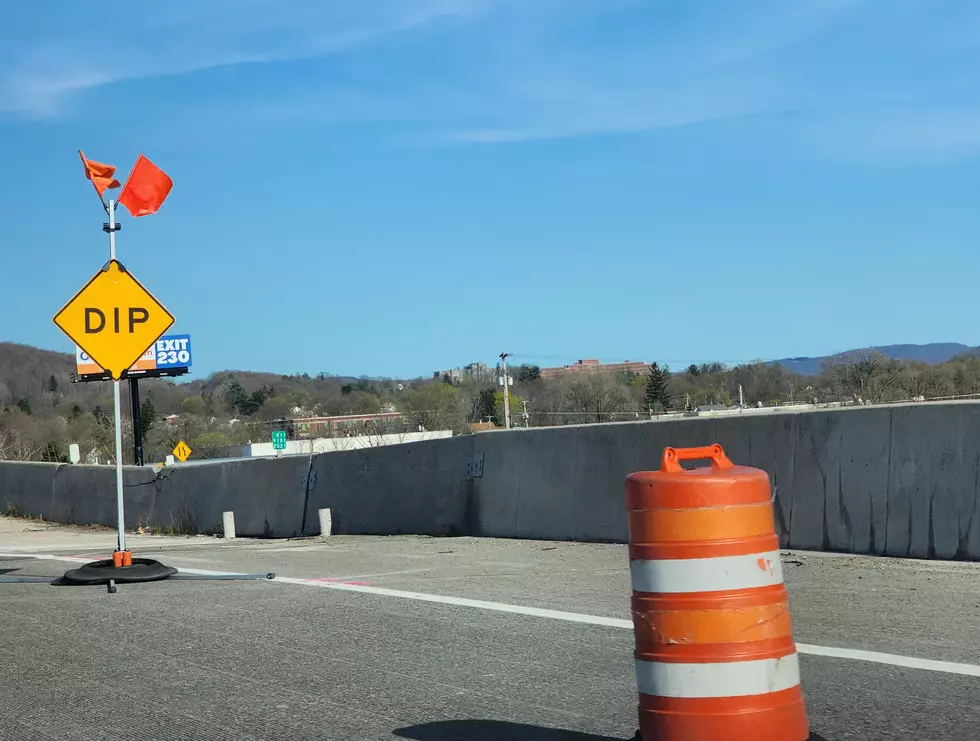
[394,720,629,741]
[0,572,95,587]
[396,723,833,741]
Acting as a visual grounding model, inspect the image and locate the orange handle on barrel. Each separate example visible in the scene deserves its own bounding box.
[660,443,734,473]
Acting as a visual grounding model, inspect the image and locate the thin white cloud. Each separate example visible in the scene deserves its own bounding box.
[421,0,980,157]
[437,93,775,145]
[193,0,838,147]
[10,0,980,165]
[416,0,868,146]
[0,0,492,117]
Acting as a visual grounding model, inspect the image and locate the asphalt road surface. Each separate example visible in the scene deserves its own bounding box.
[1,518,978,740]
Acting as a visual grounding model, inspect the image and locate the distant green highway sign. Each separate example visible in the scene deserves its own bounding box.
[271,430,287,451]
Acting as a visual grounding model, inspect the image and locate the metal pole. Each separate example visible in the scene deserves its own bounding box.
[130,377,143,466]
[108,199,126,553]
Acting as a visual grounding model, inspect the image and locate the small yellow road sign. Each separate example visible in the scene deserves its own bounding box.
[173,440,192,462]
[53,259,174,380]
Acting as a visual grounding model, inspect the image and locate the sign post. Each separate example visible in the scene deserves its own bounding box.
[109,201,125,553]
[52,200,174,557]
[15,150,279,592]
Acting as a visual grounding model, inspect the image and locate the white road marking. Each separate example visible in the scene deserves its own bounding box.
[795,643,980,679]
[0,540,226,553]
[3,551,980,679]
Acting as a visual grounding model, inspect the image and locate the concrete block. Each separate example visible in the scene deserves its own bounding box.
[222,511,236,540]
[0,461,158,530]
[318,508,332,537]
[888,405,944,558]
[787,406,890,555]
[829,406,890,555]
[484,425,577,541]
[887,404,980,559]
[0,462,62,520]
[471,432,523,538]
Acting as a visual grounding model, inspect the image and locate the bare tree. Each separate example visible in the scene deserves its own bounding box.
[0,429,44,461]
[833,352,902,404]
[566,373,636,424]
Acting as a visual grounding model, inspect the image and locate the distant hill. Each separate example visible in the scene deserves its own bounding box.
[0,342,76,403]
[4,340,979,406]
[0,340,397,418]
[772,343,978,376]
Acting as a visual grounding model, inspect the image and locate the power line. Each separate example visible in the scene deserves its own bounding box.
[533,411,646,416]
[507,353,780,366]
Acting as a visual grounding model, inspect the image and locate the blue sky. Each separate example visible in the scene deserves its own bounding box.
[3,0,980,379]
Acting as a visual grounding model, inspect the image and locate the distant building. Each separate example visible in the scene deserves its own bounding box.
[293,412,407,438]
[539,359,650,379]
[433,362,492,384]
[434,368,462,383]
[234,429,453,458]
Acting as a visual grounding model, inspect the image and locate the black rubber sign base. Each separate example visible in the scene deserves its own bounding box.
[0,558,276,595]
[62,558,177,585]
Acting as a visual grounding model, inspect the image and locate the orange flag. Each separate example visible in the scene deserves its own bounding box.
[118,154,173,217]
[78,150,120,197]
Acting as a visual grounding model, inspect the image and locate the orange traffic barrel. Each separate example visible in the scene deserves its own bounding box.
[625,444,809,741]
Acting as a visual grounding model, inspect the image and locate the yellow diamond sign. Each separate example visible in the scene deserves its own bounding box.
[53,259,174,380]
[172,440,192,462]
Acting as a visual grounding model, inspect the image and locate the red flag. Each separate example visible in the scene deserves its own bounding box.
[118,154,173,217]
[78,150,120,197]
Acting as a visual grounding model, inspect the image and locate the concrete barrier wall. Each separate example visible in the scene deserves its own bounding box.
[472,417,716,542]
[302,435,476,537]
[3,402,980,560]
[473,402,980,559]
[0,461,158,529]
[151,456,311,537]
[0,456,312,537]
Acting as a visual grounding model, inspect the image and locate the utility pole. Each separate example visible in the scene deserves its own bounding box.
[500,352,512,429]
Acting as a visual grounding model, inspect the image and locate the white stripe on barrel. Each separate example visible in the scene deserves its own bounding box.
[635,652,801,698]
[629,549,784,594]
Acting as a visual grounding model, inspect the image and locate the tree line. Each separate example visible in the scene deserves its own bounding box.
[3,346,980,463]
